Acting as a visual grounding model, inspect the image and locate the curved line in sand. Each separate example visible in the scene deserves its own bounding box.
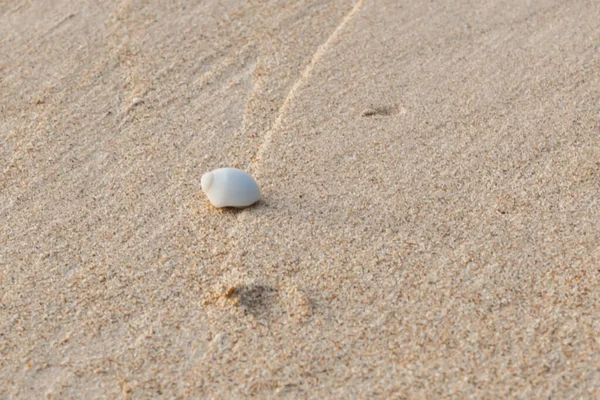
[249,0,365,171]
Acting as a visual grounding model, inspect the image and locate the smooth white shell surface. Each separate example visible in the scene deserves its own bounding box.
[201,168,261,208]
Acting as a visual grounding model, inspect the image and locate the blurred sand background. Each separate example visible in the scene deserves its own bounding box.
[1,0,599,397]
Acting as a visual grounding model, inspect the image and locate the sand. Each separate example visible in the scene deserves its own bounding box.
[1,0,599,398]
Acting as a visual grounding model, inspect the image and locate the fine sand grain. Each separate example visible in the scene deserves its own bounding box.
[1,0,599,398]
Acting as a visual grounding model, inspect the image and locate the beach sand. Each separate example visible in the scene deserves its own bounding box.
[1,0,599,397]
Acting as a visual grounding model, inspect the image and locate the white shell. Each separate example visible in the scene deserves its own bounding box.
[201,168,261,208]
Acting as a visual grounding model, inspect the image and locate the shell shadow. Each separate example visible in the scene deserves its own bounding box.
[215,197,269,215]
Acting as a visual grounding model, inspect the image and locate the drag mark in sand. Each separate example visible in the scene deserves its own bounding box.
[250,0,365,171]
